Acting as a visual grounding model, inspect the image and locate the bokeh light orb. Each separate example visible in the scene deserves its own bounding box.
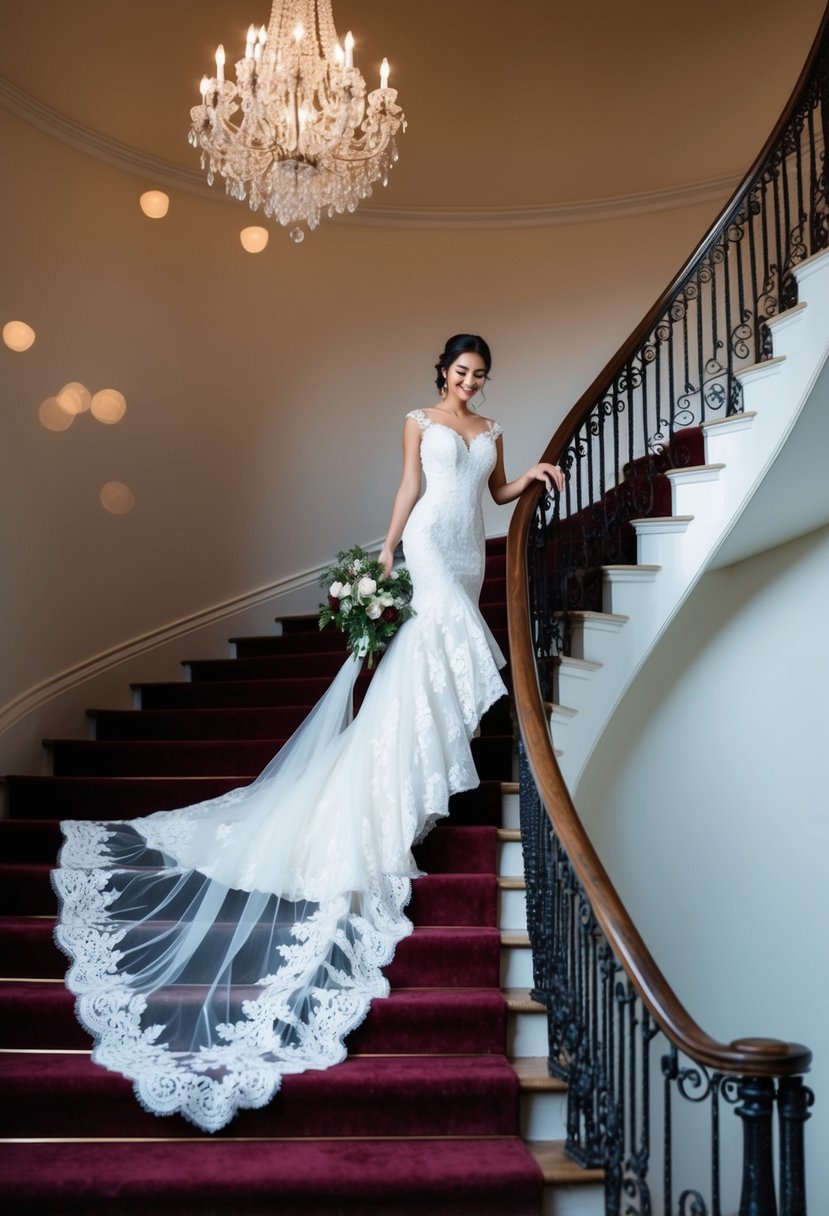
[139,190,170,219]
[3,320,36,351]
[240,226,269,253]
[91,388,127,425]
[39,397,74,431]
[56,381,91,416]
[100,482,136,514]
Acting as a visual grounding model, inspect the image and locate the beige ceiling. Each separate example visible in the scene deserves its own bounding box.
[1,0,825,212]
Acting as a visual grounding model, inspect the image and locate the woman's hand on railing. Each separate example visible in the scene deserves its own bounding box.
[527,462,566,494]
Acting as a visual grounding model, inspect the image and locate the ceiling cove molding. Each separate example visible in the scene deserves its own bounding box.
[1,74,738,229]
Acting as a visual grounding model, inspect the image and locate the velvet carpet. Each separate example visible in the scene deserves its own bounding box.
[0,535,545,1215]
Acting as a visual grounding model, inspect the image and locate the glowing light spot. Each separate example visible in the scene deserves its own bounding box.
[240,226,269,253]
[3,320,36,351]
[91,389,127,425]
[39,397,74,431]
[140,190,170,219]
[56,381,91,416]
[100,481,136,514]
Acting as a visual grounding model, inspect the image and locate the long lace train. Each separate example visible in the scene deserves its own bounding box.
[53,590,507,1132]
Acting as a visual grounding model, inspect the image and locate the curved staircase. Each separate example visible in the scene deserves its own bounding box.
[551,247,829,792]
[505,12,828,1214]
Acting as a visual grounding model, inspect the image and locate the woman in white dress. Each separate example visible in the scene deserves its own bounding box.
[53,334,564,1132]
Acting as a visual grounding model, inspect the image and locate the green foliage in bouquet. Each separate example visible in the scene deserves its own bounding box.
[319,545,414,667]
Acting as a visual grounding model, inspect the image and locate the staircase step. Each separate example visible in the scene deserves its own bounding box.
[0,983,509,1054]
[0,1051,522,1139]
[601,563,661,614]
[4,778,505,826]
[133,675,373,711]
[700,409,758,435]
[1,866,497,923]
[513,1058,568,1141]
[0,1137,542,1216]
[0,818,498,868]
[664,462,725,485]
[183,633,509,682]
[87,698,512,742]
[0,919,501,988]
[44,735,514,781]
[557,609,629,663]
[733,353,786,383]
[249,602,509,657]
[527,1139,604,1185]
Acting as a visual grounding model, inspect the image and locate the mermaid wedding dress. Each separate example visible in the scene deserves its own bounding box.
[54,409,508,1132]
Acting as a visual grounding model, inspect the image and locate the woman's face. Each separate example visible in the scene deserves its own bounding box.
[444,351,488,402]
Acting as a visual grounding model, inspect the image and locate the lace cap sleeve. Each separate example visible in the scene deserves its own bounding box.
[488,419,503,439]
[405,409,430,432]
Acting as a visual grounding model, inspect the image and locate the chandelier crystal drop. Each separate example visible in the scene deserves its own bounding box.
[188,0,406,237]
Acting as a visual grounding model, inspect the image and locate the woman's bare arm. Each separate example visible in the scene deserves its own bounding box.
[379,418,423,577]
[488,436,565,505]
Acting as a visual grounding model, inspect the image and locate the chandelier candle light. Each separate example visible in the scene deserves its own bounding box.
[189,0,406,241]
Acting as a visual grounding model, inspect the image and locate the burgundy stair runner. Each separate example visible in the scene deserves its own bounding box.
[0,537,546,1215]
[550,427,705,611]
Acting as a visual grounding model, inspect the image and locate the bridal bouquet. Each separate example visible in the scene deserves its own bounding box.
[319,546,414,667]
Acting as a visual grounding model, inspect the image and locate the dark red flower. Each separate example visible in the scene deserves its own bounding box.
[328,595,340,612]
[382,606,399,622]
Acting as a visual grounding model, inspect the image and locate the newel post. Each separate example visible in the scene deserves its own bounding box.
[736,1075,777,1216]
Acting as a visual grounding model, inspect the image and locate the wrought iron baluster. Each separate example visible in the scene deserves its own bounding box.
[807,102,819,254]
[746,186,761,360]
[772,161,785,315]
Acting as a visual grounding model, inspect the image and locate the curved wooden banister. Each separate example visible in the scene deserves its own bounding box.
[505,5,829,1083]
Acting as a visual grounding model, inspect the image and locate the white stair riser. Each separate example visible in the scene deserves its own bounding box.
[502,792,520,829]
[568,618,627,665]
[669,473,725,519]
[542,1182,606,1216]
[555,667,598,708]
[499,887,528,932]
[501,944,533,987]
[498,839,524,877]
[634,525,693,568]
[601,572,660,617]
[508,1008,548,1057]
[521,1088,568,1139]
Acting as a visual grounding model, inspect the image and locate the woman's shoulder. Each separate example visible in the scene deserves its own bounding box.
[479,414,503,438]
[404,408,432,431]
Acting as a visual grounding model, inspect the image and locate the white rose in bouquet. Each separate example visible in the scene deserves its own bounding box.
[319,544,414,668]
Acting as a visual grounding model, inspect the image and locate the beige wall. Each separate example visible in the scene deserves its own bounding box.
[1,105,727,760]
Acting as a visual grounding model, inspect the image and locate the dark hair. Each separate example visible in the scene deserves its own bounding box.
[434,334,492,393]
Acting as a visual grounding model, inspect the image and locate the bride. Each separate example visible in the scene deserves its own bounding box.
[53,334,564,1132]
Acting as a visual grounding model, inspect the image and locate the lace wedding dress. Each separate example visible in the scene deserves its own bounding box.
[53,409,508,1132]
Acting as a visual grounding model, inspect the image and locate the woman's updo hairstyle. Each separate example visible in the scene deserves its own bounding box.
[434,333,492,394]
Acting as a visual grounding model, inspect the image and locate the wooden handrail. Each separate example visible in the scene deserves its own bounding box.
[505,5,829,1080]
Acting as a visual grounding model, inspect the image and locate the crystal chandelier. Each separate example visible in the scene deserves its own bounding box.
[189,0,406,241]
